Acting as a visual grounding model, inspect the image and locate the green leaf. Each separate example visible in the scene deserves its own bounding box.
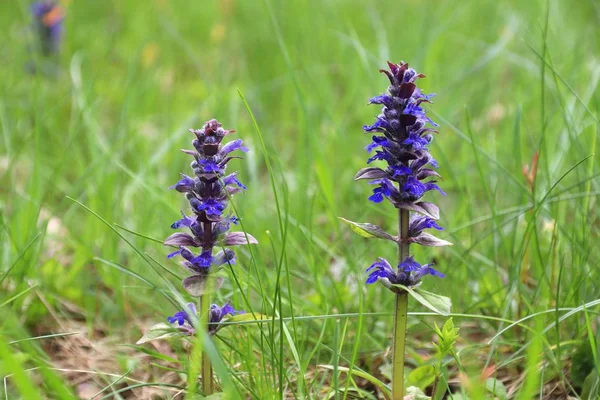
[433,318,460,356]
[406,365,435,390]
[394,285,451,316]
[136,323,184,345]
[226,313,269,323]
[203,393,227,400]
[581,370,599,400]
[318,364,391,398]
[484,377,508,400]
[405,386,431,400]
[338,217,397,241]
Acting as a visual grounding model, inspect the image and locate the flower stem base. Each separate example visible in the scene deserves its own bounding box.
[200,291,214,395]
[392,292,408,399]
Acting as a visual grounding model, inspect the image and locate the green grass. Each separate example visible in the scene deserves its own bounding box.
[1,0,599,398]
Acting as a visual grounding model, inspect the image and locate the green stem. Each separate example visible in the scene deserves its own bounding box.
[392,208,410,399]
[200,290,214,394]
[392,292,408,399]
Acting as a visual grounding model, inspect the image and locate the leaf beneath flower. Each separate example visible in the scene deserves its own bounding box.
[397,201,440,220]
[412,232,453,247]
[338,218,397,241]
[163,232,199,247]
[393,285,451,316]
[223,232,258,246]
[136,323,184,345]
[354,167,389,181]
[212,313,269,334]
[226,313,269,323]
[182,275,224,297]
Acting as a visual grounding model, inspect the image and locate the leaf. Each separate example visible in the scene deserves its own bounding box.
[404,386,431,400]
[318,365,391,398]
[416,169,441,180]
[338,218,397,241]
[226,313,269,323]
[211,313,269,334]
[223,232,258,246]
[203,393,228,400]
[182,275,224,297]
[394,285,451,316]
[406,365,435,390]
[484,378,508,400]
[163,232,199,247]
[136,323,184,345]
[581,371,599,400]
[354,167,389,181]
[433,318,460,356]
[412,232,453,247]
[397,201,440,220]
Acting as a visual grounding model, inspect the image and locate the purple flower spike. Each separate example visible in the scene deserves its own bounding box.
[354,61,451,291]
[163,119,258,305]
[31,1,64,56]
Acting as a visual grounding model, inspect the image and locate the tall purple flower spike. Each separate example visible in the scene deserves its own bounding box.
[356,61,448,288]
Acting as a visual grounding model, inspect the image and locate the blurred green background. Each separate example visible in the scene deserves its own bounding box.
[1,0,599,398]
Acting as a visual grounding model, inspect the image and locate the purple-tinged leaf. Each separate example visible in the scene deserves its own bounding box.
[397,201,440,220]
[136,323,188,344]
[226,186,244,195]
[180,149,197,156]
[338,217,398,241]
[182,275,224,297]
[392,284,451,316]
[398,82,416,99]
[223,232,258,246]
[212,249,236,266]
[163,233,199,247]
[416,169,441,180]
[410,232,453,247]
[354,167,389,181]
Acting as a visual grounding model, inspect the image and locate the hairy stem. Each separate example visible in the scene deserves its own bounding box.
[392,291,408,399]
[392,208,410,399]
[200,219,214,394]
[200,291,214,394]
[399,209,410,259]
